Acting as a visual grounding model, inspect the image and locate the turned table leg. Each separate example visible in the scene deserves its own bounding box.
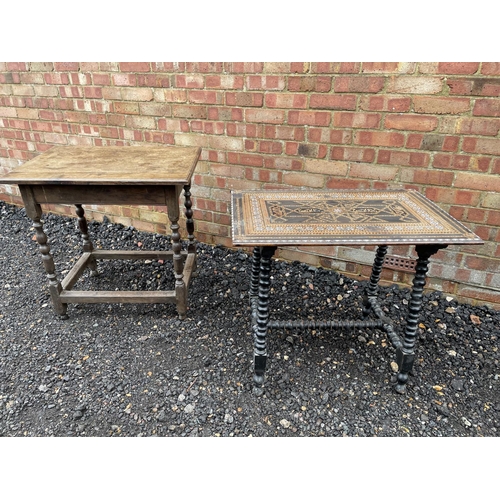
[363,244,388,317]
[166,185,187,320]
[75,204,98,276]
[395,244,447,393]
[253,245,276,395]
[19,185,68,318]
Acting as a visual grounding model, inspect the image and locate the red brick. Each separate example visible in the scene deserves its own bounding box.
[227,152,264,167]
[331,147,375,162]
[91,73,111,86]
[7,62,27,71]
[172,105,207,119]
[455,172,500,191]
[447,78,500,97]
[41,72,67,86]
[463,137,500,155]
[283,171,325,188]
[363,62,417,73]
[121,88,153,101]
[246,75,286,90]
[139,102,170,116]
[246,109,285,124]
[188,90,222,105]
[326,178,371,189]
[413,96,470,114]
[205,75,244,89]
[333,112,380,128]
[174,75,204,88]
[136,74,170,87]
[433,154,490,171]
[438,62,480,74]
[113,102,139,114]
[226,92,263,107]
[58,86,82,98]
[308,128,351,144]
[185,62,223,73]
[112,74,137,86]
[84,87,103,99]
[457,117,500,136]
[424,187,480,206]
[288,76,331,92]
[359,95,411,112]
[385,114,438,131]
[487,210,500,226]
[53,62,79,71]
[466,208,487,224]
[227,123,261,137]
[208,107,243,121]
[350,163,398,181]
[377,150,429,167]
[190,120,225,135]
[258,141,283,154]
[473,99,500,117]
[265,93,307,109]
[245,168,283,184]
[334,76,385,93]
[119,62,151,72]
[355,131,405,147]
[288,110,331,126]
[310,94,356,110]
[227,63,264,73]
[401,168,455,186]
[311,62,361,73]
[481,63,500,75]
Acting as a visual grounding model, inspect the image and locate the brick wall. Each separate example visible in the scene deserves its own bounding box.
[1,62,499,309]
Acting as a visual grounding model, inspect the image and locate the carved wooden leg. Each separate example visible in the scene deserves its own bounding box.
[19,186,68,318]
[253,245,276,395]
[167,186,187,320]
[249,246,262,333]
[395,244,447,393]
[183,184,196,254]
[75,204,98,276]
[363,244,388,317]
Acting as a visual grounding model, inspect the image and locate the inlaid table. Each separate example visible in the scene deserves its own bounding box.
[231,189,483,394]
[0,145,201,320]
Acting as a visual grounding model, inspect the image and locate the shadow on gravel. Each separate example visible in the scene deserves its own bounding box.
[1,201,499,437]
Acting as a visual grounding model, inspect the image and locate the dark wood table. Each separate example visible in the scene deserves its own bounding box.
[0,145,201,320]
[231,189,483,394]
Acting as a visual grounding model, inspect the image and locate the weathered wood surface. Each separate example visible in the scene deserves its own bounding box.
[59,290,176,304]
[0,145,201,185]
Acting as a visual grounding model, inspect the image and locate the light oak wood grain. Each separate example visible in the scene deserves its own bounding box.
[0,145,201,185]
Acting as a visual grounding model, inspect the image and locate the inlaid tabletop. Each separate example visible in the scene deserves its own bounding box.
[231,189,483,246]
[0,145,201,185]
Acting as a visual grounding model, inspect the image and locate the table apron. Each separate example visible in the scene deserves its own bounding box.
[30,184,181,205]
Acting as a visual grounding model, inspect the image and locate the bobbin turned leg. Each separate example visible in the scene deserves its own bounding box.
[19,185,68,319]
[167,185,187,320]
[253,245,276,395]
[395,244,447,393]
[75,204,98,276]
[363,244,388,317]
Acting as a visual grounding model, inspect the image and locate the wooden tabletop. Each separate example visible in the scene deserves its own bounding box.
[231,189,483,246]
[0,145,201,185]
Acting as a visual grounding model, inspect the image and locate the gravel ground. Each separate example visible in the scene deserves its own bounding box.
[1,199,499,439]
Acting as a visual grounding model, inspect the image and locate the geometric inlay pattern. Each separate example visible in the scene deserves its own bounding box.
[231,189,483,246]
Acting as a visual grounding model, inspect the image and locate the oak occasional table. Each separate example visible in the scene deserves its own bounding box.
[231,189,483,394]
[0,145,201,320]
